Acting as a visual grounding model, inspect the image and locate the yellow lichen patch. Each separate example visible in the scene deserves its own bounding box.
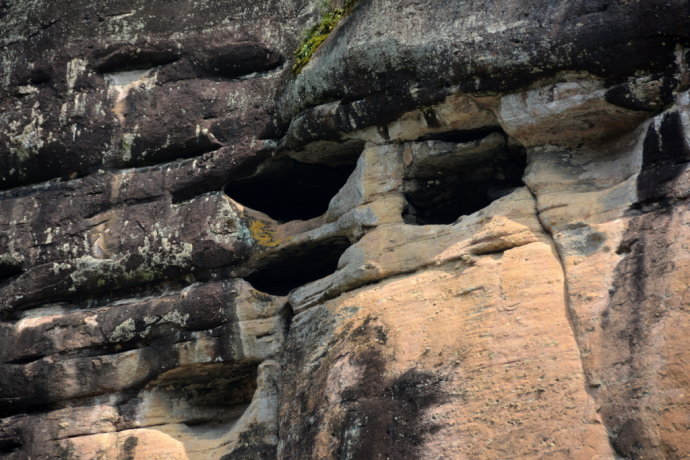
[249,220,281,248]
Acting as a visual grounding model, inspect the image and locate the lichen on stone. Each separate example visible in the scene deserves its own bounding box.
[249,219,281,248]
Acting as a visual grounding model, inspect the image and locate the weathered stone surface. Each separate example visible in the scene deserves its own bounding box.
[279,241,611,459]
[0,0,312,190]
[1,0,689,459]
[522,93,690,459]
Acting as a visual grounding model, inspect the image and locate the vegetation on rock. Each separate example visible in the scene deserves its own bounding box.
[292,0,359,75]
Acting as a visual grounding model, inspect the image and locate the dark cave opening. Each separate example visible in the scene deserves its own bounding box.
[224,157,357,222]
[403,143,527,225]
[245,237,350,296]
[0,261,23,284]
[0,438,21,455]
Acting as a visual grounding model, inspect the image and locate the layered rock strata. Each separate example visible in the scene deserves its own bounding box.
[1,1,689,459]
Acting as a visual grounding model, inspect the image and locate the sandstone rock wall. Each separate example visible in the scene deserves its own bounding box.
[1,1,689,459]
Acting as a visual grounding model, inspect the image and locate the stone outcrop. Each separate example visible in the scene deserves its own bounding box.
[1,1,689,459]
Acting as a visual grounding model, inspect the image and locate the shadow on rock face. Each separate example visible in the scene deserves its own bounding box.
[280,314,446,459]
[601,108,690,458]
[336,353,445,460]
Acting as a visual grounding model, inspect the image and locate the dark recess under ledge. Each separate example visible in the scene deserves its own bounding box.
[0,262,23,284]
[403,139,527,225]
[245,237,351,296]
[0,438,21,455]
[224,157,357,222]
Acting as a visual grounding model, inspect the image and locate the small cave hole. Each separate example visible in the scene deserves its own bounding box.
[6,354,43,365]
[93,46,180,73]
[224,157,358,222]
[403,138,527,225]
[152,363,258,424]
[245,237,350,296]
[0,261,23,283]
[0,438,22,455]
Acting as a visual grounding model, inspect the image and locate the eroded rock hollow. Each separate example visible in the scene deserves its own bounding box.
[1,1,689,459]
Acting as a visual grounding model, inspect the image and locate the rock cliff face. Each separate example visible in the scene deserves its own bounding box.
[1,1,689,459]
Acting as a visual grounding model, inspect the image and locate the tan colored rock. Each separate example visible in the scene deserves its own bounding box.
[290,186,541,312]
[521,91,690,459]
[1,1,689,458]
[498,75,648,148]
[280,240,613,459]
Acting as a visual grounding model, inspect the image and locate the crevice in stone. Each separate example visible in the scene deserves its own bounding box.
[281,302,295,338]
[0,261,23,284]
[416,126,501,144]
[157,62,287,85]
[0,178,71,200]
[171,181,222,204]
[524,183,570,300]
[4,353,44,365]
[192,45,284,81]
[94,42,284,81]
[95,363,259,449]
[524,183,578,345]
[0,438,22,455]
[93,47,180,73]
[523,181,612,441]
[522,180,620,454]
[3,325,236,366]
[3,247,286,320]
[632,111,690,210]
[2,275,196,322]
[224,157,357,222]
[122,136,223,169]
[0,141,222,194]
[403,139,526,225]
[170,147,276,205]
[181,415,247,428]
[245,237,351,296]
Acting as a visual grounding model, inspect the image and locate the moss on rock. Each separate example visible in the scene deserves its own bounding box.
[292,0,359,75]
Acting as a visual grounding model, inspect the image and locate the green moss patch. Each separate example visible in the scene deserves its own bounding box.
[292,0,359,75]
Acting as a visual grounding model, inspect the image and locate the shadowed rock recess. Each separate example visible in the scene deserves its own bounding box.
[1,0,689,458]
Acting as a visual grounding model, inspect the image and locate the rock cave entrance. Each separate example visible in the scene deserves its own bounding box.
[142,363,258,428]
[245,237,350,296]
[403,131,527,225]
[224,157,358,222]
[0,438,21,456]
[0,261,23,284]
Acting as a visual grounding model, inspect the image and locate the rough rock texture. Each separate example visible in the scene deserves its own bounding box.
[1,0,689,459]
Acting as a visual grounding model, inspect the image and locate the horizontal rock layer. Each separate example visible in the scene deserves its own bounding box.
[1,0,689,459]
